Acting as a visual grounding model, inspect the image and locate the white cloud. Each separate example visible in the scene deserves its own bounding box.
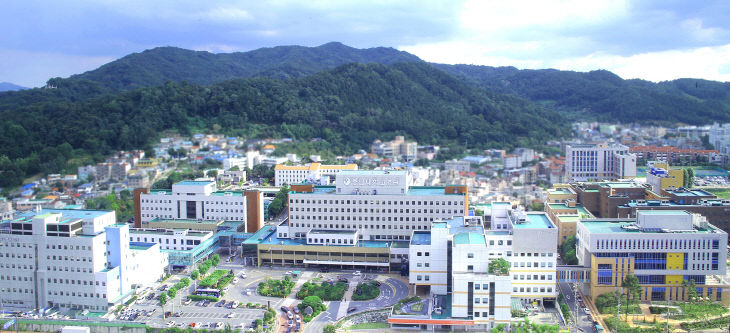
[552,44,730,82]
[0,49,114,87]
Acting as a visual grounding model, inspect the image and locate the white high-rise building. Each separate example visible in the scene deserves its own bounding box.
[398,204,557,331]
[274,163,358,187]
[709,123,730,155]
[0,209,166,312]
[287,170,468,241]
[138,180,247,223]
[565,143,636,181]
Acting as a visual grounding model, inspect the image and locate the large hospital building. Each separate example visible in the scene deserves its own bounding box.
[0,209,166,312]
[287,170,468,241]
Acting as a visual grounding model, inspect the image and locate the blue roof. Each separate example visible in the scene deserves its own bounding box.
[175,180,214,186]
[18,208,112,220]
[411,231,431,245]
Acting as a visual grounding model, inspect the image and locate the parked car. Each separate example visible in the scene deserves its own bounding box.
[292,307,300,314]
[584,308,591,315]
[353,271,361,276]
[347,307,357,313]
[281,306,290,313]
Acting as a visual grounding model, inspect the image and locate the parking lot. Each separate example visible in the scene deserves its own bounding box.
[117,263,411,332]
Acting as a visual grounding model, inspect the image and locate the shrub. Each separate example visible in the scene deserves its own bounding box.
[352,281,380,301]
[296,281,347,301]
[258,277,295,297]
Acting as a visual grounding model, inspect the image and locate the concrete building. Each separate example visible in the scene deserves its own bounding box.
[371,136,418,161]
[95,163,112,182]
[0,209,166,312]
[577,210,729,304]
[646,162,684,193]
[0,197,14,220]
[565,143,636,181]
[630,146,718,164]
[127,170,149,189]
[503,155,522,169]
[274,163,358,187]
[287,170,468,241]
[110,162,130,181]
[545,202,595,245]
[444,160,471,172]
[392,205,557,331]
[710,123,730,155]
[129,228,213,251]
[136,180,247,226]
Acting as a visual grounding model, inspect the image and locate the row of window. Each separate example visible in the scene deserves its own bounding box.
[596,238,720,251]
[291,199,463,206]
[292,222,433,230]
[142,199,244,205]
[513,287,554,293]
[513,274,553,281]
[308,238,355,245]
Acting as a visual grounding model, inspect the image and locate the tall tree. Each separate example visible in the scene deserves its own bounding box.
[622,275,641,318]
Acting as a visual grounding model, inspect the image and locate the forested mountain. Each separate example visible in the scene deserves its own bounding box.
[0,62,567,188]
[0,82,27,92]
[434,64,730,125]
[60,42,423,91]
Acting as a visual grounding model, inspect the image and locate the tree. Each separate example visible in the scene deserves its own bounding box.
[159,292,168,318]
[687,168,695,188]
[488,258,510,276]
[622,275,641,318]
[323,325,337,333]
[206,169,218,178]
[211,254,220,267]
[560,236,578,265]
[683,169,690,187]
[190,270,199,280]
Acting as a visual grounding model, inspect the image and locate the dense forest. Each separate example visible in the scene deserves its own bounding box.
[434,64,730,124]
[0,62,567,188]
[2,42,730,190]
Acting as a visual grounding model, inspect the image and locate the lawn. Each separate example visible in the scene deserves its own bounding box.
[705,188,730,199]
[297,281,347,301]
[347,322,390,330]
[352,281,380,301]
[675,302,728,320]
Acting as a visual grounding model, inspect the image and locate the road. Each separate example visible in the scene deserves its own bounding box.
[558,281,596,332]
[305,275,409,333]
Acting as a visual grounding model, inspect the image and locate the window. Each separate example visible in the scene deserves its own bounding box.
[467,265,474,271]
[468,253,474,259]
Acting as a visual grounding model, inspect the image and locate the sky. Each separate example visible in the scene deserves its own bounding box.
[2,0,730,88]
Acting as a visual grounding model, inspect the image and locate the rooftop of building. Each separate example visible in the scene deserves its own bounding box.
[513,213,555,229]
[453,232,486,245]
[149,218,223,225]
[339,170,406,176]
[130,228,212,237]
[411,231,431,245]
[623,199,730,208]
[666,189,715,197]
[546,203,594,218]
[548,188,575,195]
[582,214,720,234]
[18,208,112,220]
[175,180,215,186]
[244,225,401,248]
[291,185,465,196]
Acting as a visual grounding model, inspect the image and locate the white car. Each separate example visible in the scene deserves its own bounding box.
[584,308,591,315]
[215,322,224,329]
[240,272,247,279]
[227,312,234,318]
[232,278,239,284]
[353,271,362,276]
[166,321,176,327]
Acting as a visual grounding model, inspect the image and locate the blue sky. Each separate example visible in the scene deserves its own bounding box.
[2,0,730,87]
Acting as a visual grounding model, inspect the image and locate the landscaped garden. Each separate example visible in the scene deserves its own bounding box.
[391,296,423,315]
[258,275,296,298]
[296,281,347,301]
[351,281,380,301]
[297,296,327,322]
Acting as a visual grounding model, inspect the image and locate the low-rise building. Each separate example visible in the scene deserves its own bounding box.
[136,180,247,226]
[565,143,636,181]
[577,210,729,304]
[646,162,683,193]
[127,170,149,189]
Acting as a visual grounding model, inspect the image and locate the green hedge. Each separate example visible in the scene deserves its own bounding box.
[200,269,228,288]
[258,276,295,298]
